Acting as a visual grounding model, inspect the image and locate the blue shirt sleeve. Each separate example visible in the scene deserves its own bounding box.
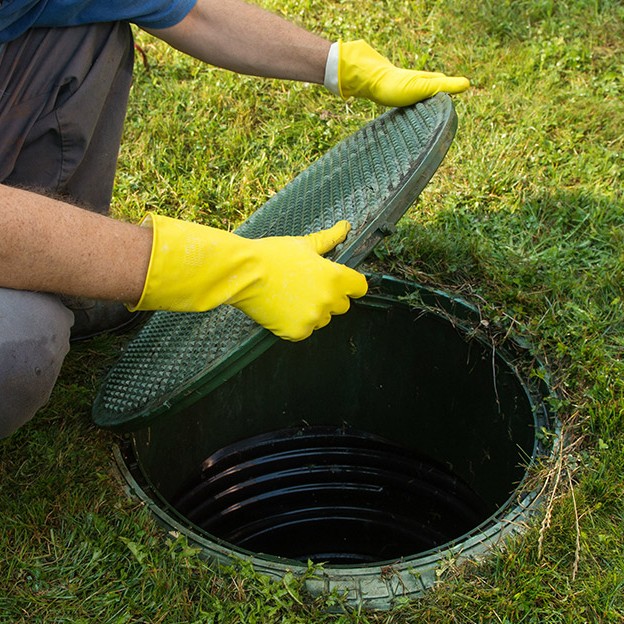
[1,0,198,43]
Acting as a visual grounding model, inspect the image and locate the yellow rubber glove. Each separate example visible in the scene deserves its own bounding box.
[129,214,368,341]
[334,40,470,107]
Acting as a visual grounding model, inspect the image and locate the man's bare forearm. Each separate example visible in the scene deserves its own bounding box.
[144,0,331,84]
[0,185,151,305]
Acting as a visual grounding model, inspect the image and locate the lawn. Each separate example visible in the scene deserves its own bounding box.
[1,0,623,622]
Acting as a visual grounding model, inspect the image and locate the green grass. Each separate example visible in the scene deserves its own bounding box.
[1,0,623,621]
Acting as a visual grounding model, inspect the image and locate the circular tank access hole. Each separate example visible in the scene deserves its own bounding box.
[116,276,557,610]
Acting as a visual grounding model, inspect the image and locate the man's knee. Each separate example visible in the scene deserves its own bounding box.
[0,290,73,438]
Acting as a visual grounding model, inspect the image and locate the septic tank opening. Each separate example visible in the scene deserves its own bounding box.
[173,425,497,564]
[116,276,556,609]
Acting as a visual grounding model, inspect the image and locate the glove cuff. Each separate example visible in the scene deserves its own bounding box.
[127,213,252,313]
[126,213,159,312]
[323,41,341,96]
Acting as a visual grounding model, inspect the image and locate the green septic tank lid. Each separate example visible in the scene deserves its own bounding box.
[92,94,458,431]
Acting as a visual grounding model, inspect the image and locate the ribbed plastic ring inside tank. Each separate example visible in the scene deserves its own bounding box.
[173,426,495,564]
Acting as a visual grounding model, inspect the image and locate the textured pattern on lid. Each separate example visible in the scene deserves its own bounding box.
[93,94,457,429]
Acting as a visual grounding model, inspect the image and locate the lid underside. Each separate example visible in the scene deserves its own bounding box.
[93,94,457,430]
